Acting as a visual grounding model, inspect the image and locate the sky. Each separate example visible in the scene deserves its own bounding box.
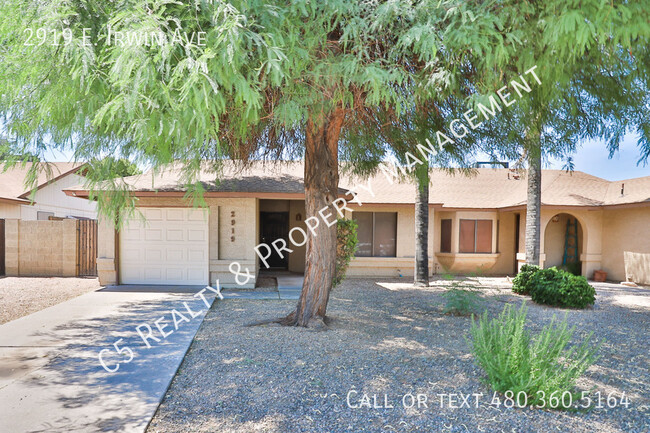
[546,134,649,181]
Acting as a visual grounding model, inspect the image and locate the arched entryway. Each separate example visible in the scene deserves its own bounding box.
[543,213,584,275]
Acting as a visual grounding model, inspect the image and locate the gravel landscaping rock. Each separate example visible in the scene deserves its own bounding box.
[147,277,649,433]
[0,277,100,324]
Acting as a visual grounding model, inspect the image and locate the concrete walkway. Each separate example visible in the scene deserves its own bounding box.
[276,275,303,300]
[0,287,216,433]
[220,274,304,300]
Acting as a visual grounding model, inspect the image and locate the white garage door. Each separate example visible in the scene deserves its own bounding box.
[120,208,209,285]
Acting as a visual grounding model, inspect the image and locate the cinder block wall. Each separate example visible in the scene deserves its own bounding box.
[4,219,78,277]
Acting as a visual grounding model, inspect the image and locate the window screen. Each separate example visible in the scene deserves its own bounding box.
[440,219,452,253]
[354,212,373,257]
[353,212,397,257]
[459,219,476,253]
[373,212,397,257]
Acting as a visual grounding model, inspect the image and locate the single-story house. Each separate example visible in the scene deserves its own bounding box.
[0,162,96,220]
[63,161,650,287]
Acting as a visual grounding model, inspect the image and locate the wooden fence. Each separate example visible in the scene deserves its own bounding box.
[77,219,98,276]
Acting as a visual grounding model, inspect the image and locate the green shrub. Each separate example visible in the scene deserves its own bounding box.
[442,285,483,316]
[469,303,600,409]
[512,264,539,295]
[530,268,595,308]
[334,218,358,287]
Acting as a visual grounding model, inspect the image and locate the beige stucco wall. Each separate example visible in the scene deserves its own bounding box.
[4,219,77,277]
[601,207,650,282]
[0,202,22,219]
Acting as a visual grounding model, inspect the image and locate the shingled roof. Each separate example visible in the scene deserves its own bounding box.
[63,160,650,209]
[0,162,84,204]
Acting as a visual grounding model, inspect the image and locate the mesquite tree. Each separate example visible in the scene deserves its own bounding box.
[1,0,506,327]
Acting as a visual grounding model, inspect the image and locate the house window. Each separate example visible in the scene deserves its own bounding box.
[353,212,397,257]
[459,219,493,253]
[37,211,55,221]
[440,219,452,253]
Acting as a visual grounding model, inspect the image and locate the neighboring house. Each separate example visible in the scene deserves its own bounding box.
[63,161,650,287]
[0,162,98,277]
[0,162,96,220]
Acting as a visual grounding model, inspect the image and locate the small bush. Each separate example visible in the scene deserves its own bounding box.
[469,303,600,409]
[334,218,358,287]
[512,264,539,295]
[530,267,595,309]
[442,286,483,316]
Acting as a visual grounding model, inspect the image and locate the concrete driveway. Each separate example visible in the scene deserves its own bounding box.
[0,286,217,433]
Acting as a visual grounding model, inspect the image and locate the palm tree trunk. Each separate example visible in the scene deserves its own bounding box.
[525,146,542,266]
[414,163,429,286]
[281,108,345,328]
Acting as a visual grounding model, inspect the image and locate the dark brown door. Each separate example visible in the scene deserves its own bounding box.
[260,212,289,269]
[0,219,5,276]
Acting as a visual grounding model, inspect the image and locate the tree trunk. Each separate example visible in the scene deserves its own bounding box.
[414,163,429,286]
[525,145,542,266]
[281,108,345,328]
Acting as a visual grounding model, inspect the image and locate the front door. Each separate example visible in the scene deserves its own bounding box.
[260,212,289,269]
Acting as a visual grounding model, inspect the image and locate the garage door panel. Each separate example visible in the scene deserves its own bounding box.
[166,229,184,241]
[144,229,163,241]
[187,249,205,261]
[166,249,184,261]
[188,229,206,242]
[120,207,209,285]
[144,209,163,220]
[145,249,162,261]
[165,209,184,221]
[123,228,142,241]
[165,268,183,281]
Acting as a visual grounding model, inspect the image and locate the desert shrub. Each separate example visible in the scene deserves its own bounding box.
[469,303,600,409]
[530,267,595,309]
[334,218,358,287]
[442,286,483,316]
[512,264,539,295]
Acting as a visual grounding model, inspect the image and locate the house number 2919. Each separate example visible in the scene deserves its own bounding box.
[230,210,235,242]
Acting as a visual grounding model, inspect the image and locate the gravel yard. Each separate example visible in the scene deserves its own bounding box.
[0,277,100,324]
[147,277,649,433]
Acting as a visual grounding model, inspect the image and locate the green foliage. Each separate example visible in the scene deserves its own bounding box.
[334,218,358,287]
[514,266,595,308]
[512,264,539,295]
[469,303,601,409]
[84,157,142,181]
[441,280,484,316]
[529,267,595,309]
